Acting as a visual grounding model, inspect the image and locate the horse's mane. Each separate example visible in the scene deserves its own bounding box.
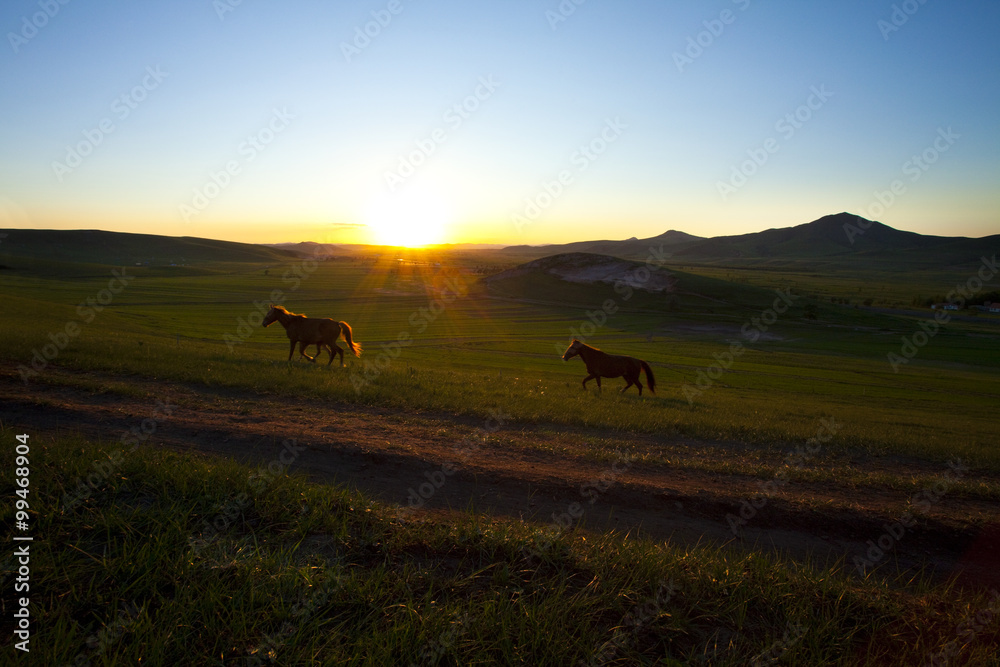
[271,304,306,318]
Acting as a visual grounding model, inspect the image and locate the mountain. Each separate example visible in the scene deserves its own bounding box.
[672,213,925,258]
[502,213,998,269]
[0,229,300,267]
[671,213,997,268]
[501,229,704,260]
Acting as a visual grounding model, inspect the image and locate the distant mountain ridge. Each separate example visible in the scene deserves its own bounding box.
[503,213,997,269]
[502,229,703,258]
[2,213,993,270]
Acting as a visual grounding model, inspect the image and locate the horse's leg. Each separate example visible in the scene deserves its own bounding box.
[326,342,343,367]
[287,339,296,361]
[299,341,316,362]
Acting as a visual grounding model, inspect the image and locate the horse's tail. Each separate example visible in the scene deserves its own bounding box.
[640,360,656,394]
[340,321,362,357]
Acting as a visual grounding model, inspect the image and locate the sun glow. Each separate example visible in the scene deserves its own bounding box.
[364,189,454,247]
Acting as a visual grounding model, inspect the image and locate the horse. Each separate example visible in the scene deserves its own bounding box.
[262,304,361,367]
[561,339,656,395]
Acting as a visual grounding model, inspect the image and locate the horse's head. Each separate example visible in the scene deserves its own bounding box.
[262,304,280,327]
[562,339,584,361]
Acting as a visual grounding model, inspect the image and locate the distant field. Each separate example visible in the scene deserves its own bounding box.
[2,254,998,468]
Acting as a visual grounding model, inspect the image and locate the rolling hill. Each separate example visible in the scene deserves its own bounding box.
[501,229,703,260]
[0,229,300,267]
[482,251,800,316]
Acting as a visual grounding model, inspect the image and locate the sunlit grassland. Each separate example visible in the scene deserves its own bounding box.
[2,261,998,473]
[6,432,997,665]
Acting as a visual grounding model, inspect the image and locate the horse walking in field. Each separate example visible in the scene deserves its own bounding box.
[562,339,656,395]
[262,304,361,367]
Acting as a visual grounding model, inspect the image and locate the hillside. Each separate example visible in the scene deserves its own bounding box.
[671,212,992,264]
[486,253,678,293]
[501,230,703,261]
[482,251,798,315]
[0,229,300,267]
[264,241,346,257]
[502,213,998,270]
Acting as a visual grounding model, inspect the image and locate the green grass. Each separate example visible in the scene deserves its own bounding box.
[2,259,998,470]
[5,431,998,666]
[3,253,999,664]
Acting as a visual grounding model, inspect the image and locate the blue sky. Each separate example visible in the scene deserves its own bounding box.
[1,0,997,246]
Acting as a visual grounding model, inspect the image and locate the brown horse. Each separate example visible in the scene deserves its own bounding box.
[262,304,361,367]
[562,339,656,395]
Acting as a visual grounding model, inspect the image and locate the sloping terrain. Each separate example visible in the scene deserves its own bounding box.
[485,252,678,293]
[0,228,300,266]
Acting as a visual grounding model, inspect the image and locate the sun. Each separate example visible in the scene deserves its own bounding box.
[364,189,453,247]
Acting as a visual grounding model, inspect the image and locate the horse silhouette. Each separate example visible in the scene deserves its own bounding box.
[562,339,655,395]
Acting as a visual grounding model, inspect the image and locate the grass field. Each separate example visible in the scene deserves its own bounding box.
[4,431,998,665]
[2,247,999,664]
[3,256,998,467]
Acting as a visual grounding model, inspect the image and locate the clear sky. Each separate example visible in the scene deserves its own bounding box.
[1,0,997,246]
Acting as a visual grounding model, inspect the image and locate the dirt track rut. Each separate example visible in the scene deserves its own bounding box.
[2,368,997,588]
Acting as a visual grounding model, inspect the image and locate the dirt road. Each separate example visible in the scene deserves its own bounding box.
[2,368,996,588]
